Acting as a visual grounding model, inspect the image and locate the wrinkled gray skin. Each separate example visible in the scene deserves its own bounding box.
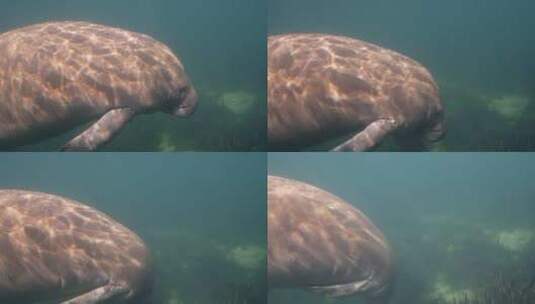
[268,33,445,151]
[0,190,153,303]
[0,21,198,151]
[268,176,395,303]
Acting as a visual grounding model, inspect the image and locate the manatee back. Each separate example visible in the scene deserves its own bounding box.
[267,176,394,300]
[268,33,442,148]
[0,190,151,303]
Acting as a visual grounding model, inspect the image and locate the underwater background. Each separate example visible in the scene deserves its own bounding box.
[269,153,535,303]
[0,0,266,151]
[0,153,267,304]
[269,0,535,151]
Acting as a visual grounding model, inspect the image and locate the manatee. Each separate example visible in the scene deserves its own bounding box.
[0,190,152,303]
[268,176,395,303]
[268,33,445,151]
[0,21,198,151]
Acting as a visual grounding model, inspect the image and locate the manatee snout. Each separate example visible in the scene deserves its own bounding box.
[173,85,199,117]
[395,110,445,151]
[425,112,446,143]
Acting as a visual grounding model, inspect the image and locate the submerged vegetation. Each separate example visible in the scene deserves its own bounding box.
[390,213,535,304]
[147,229,266,304]
[435,82,535,151]
[432,271,535,304]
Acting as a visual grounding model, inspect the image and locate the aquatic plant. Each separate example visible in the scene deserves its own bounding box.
[432,272,535,304]
[397,213,535,304]
[146,228,266,304]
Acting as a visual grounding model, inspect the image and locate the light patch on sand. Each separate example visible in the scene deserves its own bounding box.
[446,243,460,254]
[226,245,265,271]
[429,273,475,303]
[492,229,534,252]
[166,289,184,304]
[157,133,196,152]
[157,133,177,152]
[218,91,257,115]
[487,94,530,123]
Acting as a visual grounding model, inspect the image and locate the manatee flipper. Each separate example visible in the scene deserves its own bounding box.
[61,283,130,304]
[61,108,135,151]
[332,119,398,152]
[309,279,371,297]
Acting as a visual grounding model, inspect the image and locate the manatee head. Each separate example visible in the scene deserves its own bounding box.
[396,102,446,151]
[148,44,199,117]
[423,109,446,144]
[173,83,198,117]
[159,78,199,118]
